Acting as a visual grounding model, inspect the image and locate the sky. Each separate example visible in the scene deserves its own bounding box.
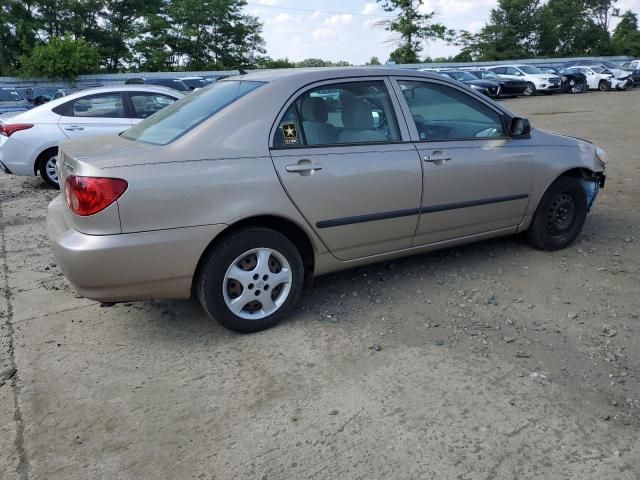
[245,0,640,65]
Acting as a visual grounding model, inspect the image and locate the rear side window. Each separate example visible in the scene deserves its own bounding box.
[130,92,177,119]
[0,88,23,101]
[70,93,125,118]
[122,80,263,145]
[274,80,401,147]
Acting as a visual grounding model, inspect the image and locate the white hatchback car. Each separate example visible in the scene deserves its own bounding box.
[0,85,183,187]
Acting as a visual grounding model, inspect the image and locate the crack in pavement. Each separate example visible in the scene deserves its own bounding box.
[1,202,31,480]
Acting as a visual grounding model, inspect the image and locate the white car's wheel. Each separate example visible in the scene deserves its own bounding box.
[37,148,60,189]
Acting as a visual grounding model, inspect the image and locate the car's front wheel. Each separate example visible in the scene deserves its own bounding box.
[197,228,304,333]
[523,82,536,96]
[526,177,588,251]
[37,148,60,188]
[598,80,610,92]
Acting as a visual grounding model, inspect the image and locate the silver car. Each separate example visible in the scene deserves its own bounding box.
[47,68,607,332]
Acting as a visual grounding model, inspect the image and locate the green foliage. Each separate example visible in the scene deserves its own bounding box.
[454,0,622,60]
[376,0,451,64]
[257,57,296,69]
[366,56,382,65]
[612,10,640,56]
[19,35,100,80]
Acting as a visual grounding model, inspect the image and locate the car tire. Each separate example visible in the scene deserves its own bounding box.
[37,148,60,189]
[197,227,304,333]
[526,177,588,251]
[523,82,536,96]
[598,80,609,92]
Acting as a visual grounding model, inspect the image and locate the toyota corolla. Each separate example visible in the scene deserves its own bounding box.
[47,68,606,332]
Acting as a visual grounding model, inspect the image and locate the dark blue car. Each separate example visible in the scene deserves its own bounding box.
[0,87,33,114]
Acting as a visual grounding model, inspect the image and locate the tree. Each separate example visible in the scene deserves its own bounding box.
[257,57,295,69]
[537,0,605,56]
[19,35,100,79]
[376,0,450,64]
[366,56,382,65]
[0,0,38,75]
[296,58,329,67]
[612,10,640,56]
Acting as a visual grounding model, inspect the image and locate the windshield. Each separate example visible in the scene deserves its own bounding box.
[479,71,499,80]
[519,66,542,74]
[122,80,263,145]
[599,61,618,69]
[0,88,24,102]
[591,66,605,73]
[445,71,477,81]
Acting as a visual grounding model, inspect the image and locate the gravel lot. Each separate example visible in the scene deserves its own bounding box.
[1,90,639,480]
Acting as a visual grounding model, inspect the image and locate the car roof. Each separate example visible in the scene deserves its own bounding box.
[39,85,185,109]
[222,67,447,84]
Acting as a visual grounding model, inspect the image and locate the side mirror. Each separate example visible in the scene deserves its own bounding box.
[510,117,531,137]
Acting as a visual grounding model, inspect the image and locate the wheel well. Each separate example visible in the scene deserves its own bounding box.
[34,146,58,175]
[191,215,316,297]
[560,167,597,181]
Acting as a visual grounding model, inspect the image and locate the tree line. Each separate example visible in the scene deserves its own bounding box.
[1,0,639,79]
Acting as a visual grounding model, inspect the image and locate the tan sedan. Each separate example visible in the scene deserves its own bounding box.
[47,68,606,332]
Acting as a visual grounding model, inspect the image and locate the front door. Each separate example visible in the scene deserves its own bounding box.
[392,78,534,246]
[270,79,422,261]
[58,92,133,139]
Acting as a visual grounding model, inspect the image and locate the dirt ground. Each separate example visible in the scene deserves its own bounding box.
[1,90,640,480]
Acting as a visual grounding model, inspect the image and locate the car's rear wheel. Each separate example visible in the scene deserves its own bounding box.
[598,80,609,92]
[526,177,588,251]
[523,82,536,96]
[37,148,60,189]
[197,228,304,333]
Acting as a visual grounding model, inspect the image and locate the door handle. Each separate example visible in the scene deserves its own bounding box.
[423,151,452,164]
[64,126,85,131]
[286,160,323,175]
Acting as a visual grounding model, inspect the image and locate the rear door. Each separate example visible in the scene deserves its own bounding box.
[391,77,533,246]
[270,78,422,261]
[57,92,133,138]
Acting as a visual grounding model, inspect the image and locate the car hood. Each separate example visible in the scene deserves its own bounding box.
[0,101,32,113]
[607,68,630,79]
[464,79,500,88]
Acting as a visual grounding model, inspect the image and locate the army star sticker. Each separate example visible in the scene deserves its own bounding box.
[283,124,296,137]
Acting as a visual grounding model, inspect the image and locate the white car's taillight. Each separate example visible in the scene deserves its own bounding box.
[0,123,33,137]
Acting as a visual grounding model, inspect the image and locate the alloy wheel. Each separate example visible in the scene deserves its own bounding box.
[45,155,59,185]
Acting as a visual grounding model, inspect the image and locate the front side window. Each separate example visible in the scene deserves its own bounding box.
[130,92,177,119]
[274,80,401,147]
[505,67,521,75]
[122,80,263,145]
[71,93,125,118]
[397,80,507,141]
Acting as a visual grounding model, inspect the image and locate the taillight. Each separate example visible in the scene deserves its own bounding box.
[0,123,34,137]
[64,176,128,216]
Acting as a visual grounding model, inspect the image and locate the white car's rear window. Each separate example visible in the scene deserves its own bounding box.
[122,80,263,145]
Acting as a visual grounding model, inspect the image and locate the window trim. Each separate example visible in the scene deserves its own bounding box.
[53,92,131,119]
[389,77,514,144]
[269,76,411,150]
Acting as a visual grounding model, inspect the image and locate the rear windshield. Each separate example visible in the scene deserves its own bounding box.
[122,80,263,145]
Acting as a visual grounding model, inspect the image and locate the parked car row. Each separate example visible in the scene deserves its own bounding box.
[421,59,639,99]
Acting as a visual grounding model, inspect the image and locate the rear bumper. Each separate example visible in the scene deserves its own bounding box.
[0,135,40,176]
[47,195,227,302]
